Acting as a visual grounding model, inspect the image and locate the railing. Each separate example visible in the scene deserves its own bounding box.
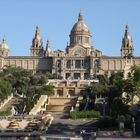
[0,94,13,110]
[29,95,48,115]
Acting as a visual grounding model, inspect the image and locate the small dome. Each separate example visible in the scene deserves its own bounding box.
[0,37,9,50]
[70,10,91,35]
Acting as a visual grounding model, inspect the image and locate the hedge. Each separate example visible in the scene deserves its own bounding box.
[70,110,101,119]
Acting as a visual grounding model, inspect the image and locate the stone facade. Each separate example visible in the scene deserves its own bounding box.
[0,10,140,79]
[48,79,98,97]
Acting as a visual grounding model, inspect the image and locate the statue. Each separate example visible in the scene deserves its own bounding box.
[70,106,74,112]
[67,93,70,98]
[67,91,70,98]
[11,106,17,116]
[81,74,84,80]
[56,93,59,98]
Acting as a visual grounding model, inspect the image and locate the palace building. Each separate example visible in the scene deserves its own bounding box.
[0,10,139,80]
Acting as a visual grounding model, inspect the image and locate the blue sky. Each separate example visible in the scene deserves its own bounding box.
[0,0,140,56]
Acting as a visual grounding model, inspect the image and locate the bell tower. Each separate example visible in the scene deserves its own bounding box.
[0,37,9,57]
[121,25,134,58]
[30,26,44,56]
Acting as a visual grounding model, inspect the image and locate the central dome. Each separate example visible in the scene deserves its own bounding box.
[71,21,90,34]
[70,10,91,35]
[69,10,92,47]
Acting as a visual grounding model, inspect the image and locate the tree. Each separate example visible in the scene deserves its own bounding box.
[106,73,130,119]
[0,79,12,102]
[123,65,140,105]
[97,74,109,85]
[40,85,54,96]
[111,97,129,119]
[80,83,109,111]
[38,75,48,85]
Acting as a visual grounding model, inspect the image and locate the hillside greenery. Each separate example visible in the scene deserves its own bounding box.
[0,66,54,114]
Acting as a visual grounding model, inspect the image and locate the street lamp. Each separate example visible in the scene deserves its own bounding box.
[103,99,106,117]
[132,117,136,136]
[103,97,108,117]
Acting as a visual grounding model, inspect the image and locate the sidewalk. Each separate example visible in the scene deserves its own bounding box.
[96,138,140,140]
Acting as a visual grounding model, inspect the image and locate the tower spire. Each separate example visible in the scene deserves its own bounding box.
[45,39,52,56]
[35,25,40,38]
[2,36,6,44]
[46,40,51,49]
[30,25,44,56]
[125,24,130,37]
[121,24,134,57]
[78,9,83,21]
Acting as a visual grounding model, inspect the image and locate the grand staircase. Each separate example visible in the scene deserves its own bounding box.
[29,95,48,115]
[46,97,77,115]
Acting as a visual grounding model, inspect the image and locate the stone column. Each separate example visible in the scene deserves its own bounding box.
[63,88,68,97]
[90,57,94,78]
[54,89,57,97]
[75,87,80,95]
[81,59,82,69]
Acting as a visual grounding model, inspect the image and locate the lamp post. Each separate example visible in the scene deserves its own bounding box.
[84,95,89,110]
[103,99,106,117]
[132,117,136,136]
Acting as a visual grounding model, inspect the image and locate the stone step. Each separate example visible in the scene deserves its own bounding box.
[49,98,77,106]
[46,97,78,115]
[46,105,71,112]
[50,96,77,99]
[49,100,76,105]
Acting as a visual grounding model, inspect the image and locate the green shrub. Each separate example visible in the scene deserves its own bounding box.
[0,110,12,116]
[70,110,101,119]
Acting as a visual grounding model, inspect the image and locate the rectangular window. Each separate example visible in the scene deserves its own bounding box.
[75,60,81,69]
[66,60,71,69]
[66,73,71,79]
[84,73,89,79]
[84,60,90,69]
[74,73,80,79]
